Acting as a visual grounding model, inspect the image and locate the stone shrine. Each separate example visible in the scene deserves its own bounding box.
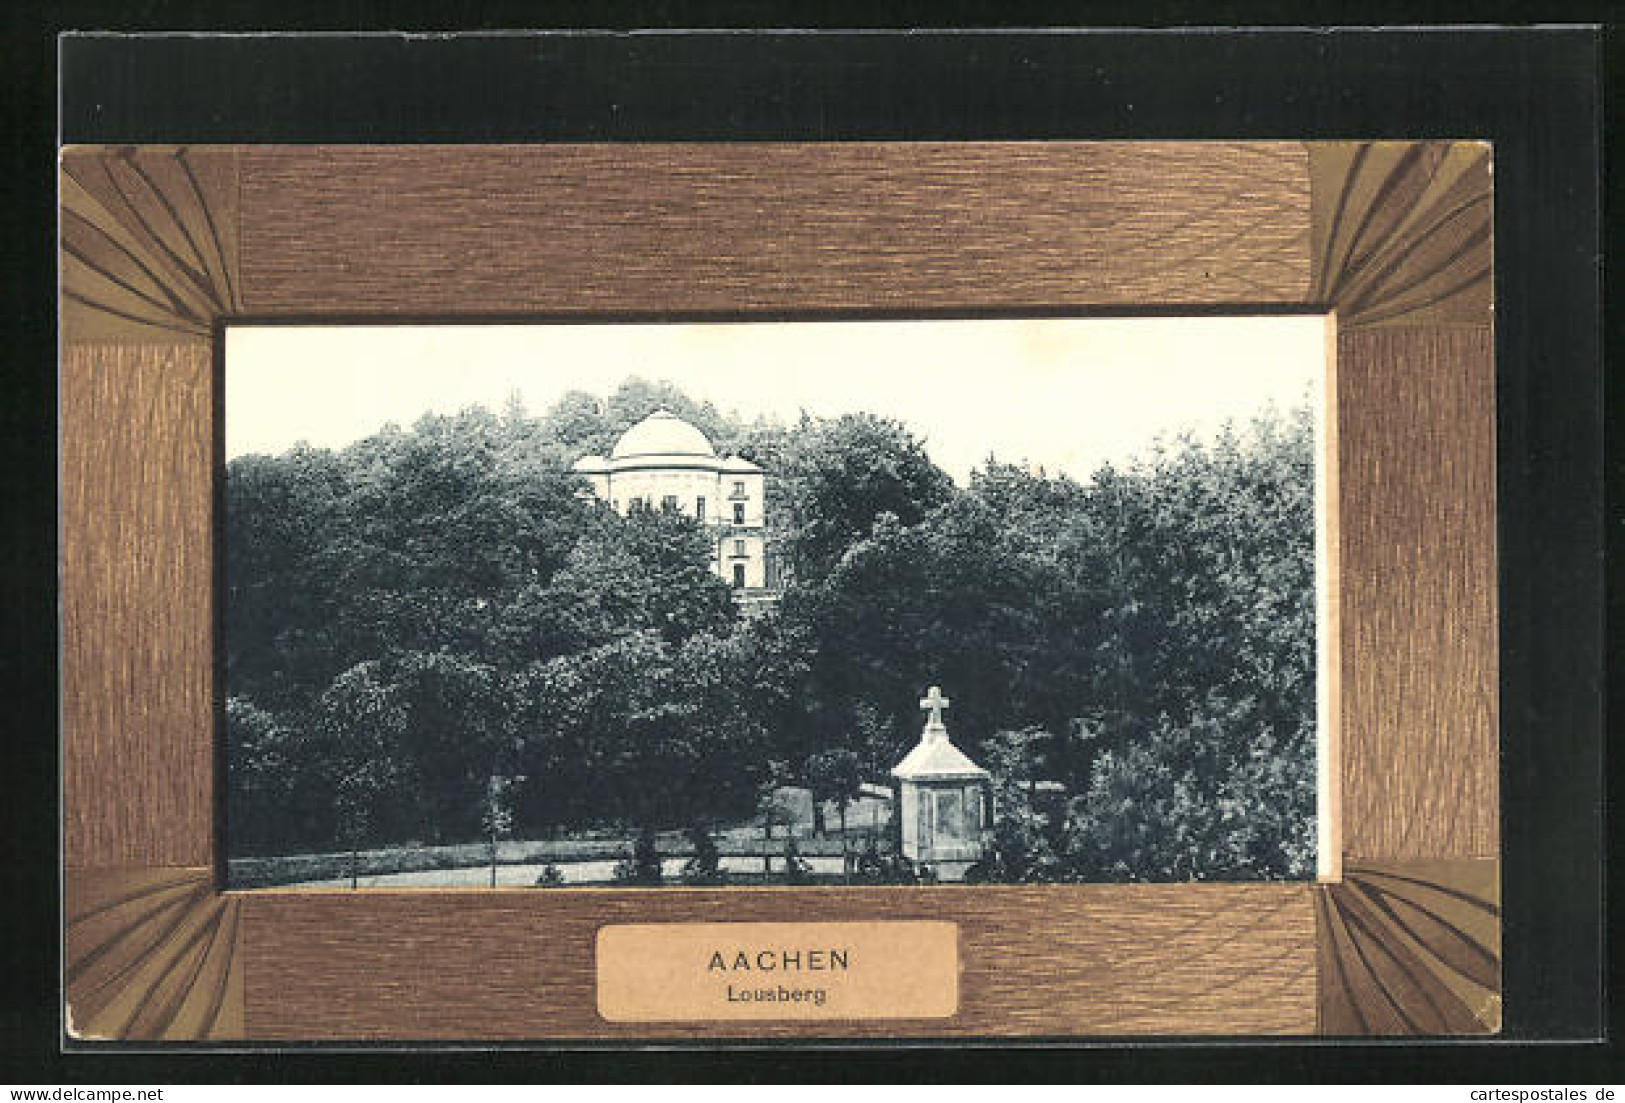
[891,686,991,881]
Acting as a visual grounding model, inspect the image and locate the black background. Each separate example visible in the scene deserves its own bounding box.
[3,5,1613,1085]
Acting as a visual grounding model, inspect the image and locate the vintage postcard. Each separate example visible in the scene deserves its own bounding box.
[62,138,1499,1042]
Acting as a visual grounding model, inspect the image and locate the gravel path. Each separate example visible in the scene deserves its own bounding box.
[284,854,850,889]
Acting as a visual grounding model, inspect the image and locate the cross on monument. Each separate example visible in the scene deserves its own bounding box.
[919,685,951,732]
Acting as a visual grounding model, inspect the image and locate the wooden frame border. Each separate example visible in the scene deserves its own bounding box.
[60,141,1498,1041]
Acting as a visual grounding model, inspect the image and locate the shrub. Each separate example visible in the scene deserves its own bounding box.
[680,826,727,886]
[853,837,918,884]
[534,863,566,887]
[612,826,664,886]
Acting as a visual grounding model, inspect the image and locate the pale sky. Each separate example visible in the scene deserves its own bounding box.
[226,316,1327,484]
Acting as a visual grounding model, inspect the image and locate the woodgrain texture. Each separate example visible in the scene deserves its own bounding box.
[243,884,1316,1039]
[61,344,215,869]
[61,147,241,343]
[1309,141,1491,330]
[236,143,1311,313]
[1317,859,1499,1034]
[1335,327,1498,860]
[65,868,243,1041]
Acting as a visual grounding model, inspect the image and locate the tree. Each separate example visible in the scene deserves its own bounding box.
[753,760,797,874]
[481,775,517,887]
[782,484,1082,773]
[318,662,408,887]
[602,377,740,456]
[223,446,352,717]
[680,825,726,886]
[610,510,739,644]
[500,509,735,661]
[223,696,302,855]
[781,836,812,885]
[612,826,664,886]
[1051,407,1319,882]
[803,748,865,880]
[385,650,509,844]
[775,413,954,583]
[974,728,1069,883]
[511,630,673,831]
[1063,703,1314,882]
[669,627,778,822]
[539,390,608,455]
[771,404,1318,883]
[511,624,770,836]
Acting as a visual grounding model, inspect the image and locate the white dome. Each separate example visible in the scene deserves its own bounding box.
[610,409,716,460]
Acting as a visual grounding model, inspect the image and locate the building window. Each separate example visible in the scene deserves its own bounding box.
[733,502,745,524]
[732,563,746,589]
[733,538,746,557]
[661,495,679,513]
[695,496,706,520]
[731,480,746,498]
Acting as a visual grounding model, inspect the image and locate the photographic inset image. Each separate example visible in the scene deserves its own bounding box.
[223,316,1330,890]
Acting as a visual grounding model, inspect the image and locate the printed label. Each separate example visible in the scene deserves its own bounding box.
[596,920,958,1022]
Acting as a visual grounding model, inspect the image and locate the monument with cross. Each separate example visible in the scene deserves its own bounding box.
[890,685,991,880]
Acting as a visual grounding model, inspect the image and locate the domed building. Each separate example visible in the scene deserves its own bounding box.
[572,409,778,598]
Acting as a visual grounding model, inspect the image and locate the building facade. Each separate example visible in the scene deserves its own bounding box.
[572,409,778,599]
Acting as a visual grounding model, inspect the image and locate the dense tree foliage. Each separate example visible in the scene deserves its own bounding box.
[772,413,955,584]
[226,377,1317,880]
